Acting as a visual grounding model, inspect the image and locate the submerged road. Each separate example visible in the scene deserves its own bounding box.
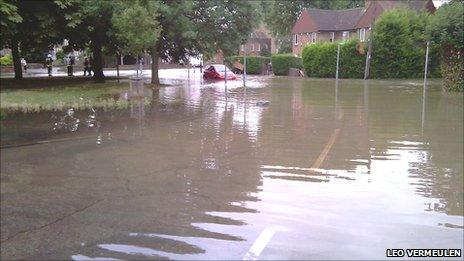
[1,76,463,260]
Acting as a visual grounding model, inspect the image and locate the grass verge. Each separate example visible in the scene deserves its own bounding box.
[1,80,160,117]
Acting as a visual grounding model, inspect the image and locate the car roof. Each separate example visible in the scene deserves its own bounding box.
[206,64,227,68]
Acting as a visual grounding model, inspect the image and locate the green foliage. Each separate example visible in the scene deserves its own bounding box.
[302,43,337,77]
[0,109,6,120]
[440,48,464,91]
[427,1,464,50]
[271,53,302,76]
[225,56,270,74]
[0,54,13,65]
[338,41,366,78]
[277,39,292,53]
[302,41,365,78]
[370,9,433,78]
[192,1,261,59]
[112,0,161,56]
[0,81,136,113]
[427,1,463,91]
[56,50,66,63]
[260,44,271,57]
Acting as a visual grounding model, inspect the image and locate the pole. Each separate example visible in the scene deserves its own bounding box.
[336,44,340,79]
[423,41,430,89]
[224,63,227,85]
[116,54,120,83]
[364,40,372,80]
[364,3,377,80]
[243,45,247,88]
[422,41,430,133]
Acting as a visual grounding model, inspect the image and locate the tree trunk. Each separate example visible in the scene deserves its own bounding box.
[91,37,105,83]
[151,47,160,85]
[11,37,23,80]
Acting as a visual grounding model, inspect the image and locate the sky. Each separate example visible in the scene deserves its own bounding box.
[433,0,450,8]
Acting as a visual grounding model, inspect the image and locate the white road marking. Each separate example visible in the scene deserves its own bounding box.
[243,227,277,260]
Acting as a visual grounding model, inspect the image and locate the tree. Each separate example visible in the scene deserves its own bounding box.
[0,0,68,80]
[112,0,161,79]
[61,0,116,82]
[260,44,271,57]
[427,1,464,91]
[147,0,260,85]
[0,0,23,79]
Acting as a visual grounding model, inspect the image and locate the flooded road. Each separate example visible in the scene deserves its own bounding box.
[1,76,463,260]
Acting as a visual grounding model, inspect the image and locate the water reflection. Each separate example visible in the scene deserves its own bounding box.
[0,77,462,260]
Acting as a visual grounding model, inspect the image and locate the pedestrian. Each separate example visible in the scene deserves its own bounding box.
[65,55,73,76]
[45,54,53,77]
[83,57,90,76]
[69,55,75,76]
[89,56,94,76]
[20,58,27,73]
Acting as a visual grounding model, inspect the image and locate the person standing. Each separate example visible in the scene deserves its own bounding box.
[69,55,75,76]
[83,57,90,76]
[88,56,94,76]
[65,56,71,76]
[45,54,53,77]
[20,58,27,73]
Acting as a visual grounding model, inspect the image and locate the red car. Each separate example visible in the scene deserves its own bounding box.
[203,64,237,80]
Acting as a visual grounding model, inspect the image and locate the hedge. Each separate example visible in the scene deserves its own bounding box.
[0,54,13,66]
[427,1,463,91]
[225,56,270,75]
[302,40,365,78]
[370,9,441,78]
[271,54,302,76]
[301,9,441,79]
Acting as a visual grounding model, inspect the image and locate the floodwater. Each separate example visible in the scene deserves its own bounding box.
[1,75,463,260]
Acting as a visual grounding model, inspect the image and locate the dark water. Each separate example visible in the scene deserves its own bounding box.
[1,76,463,260]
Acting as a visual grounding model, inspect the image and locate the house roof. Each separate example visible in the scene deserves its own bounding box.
[292,8,364,34]
[293,1,436,34]
[378,0,435,12]
[356,0,436,28]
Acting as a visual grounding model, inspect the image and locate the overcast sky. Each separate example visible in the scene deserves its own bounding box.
[433,0,450,8]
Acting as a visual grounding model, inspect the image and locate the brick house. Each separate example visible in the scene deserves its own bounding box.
[239,26,276,56]
[292,0,436,56]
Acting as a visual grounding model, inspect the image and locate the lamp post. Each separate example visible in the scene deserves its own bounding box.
[243,44,247,88]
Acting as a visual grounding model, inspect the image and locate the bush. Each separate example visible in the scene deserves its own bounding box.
[427,1,463,91]
[302,40,365,78]
[0,54,13,66]
[271,54,302,76]
[301,9,441,79]
[225,56,270,74]
[370,9,434,78]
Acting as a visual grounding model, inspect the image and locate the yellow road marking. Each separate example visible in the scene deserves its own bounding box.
[311,128,340,169]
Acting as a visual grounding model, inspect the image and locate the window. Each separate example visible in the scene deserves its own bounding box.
[359,28,366,42]
[257,44,260,51]
[241,45,244,52]
[342,31,349,41]
[312,32,317,43]
[294,34,298,45]
[252,44,254,51]
[330,32,335,43]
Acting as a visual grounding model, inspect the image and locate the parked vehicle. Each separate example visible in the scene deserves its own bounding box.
[203,64,237,80]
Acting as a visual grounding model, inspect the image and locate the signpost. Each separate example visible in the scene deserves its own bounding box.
[243,44,247,88]
[336,44,340,80]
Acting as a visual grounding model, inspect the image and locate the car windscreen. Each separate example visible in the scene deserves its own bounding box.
[214,65,231,73]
